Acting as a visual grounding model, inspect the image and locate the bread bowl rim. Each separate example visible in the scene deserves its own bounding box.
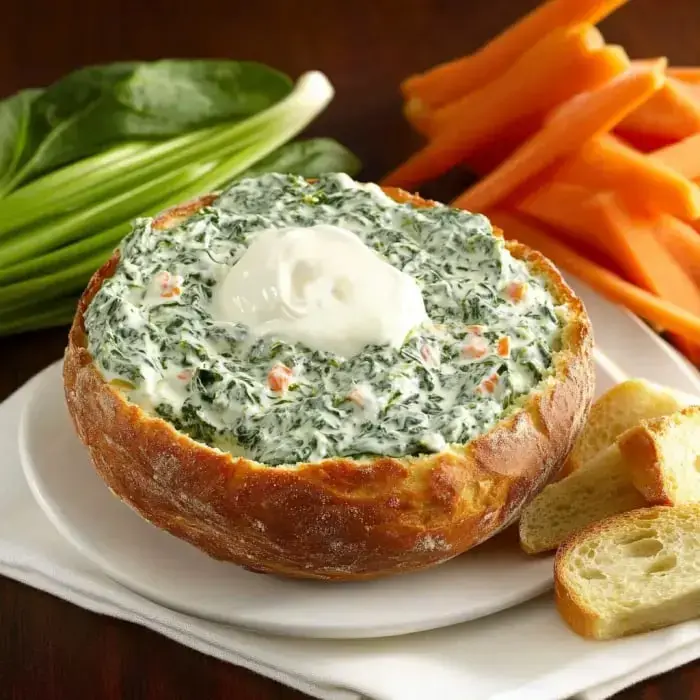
[63,181,595,580]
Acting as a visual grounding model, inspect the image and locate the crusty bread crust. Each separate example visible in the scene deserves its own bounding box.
[618,406,700,506]
[63,188,594,580]
[618,422,671,506]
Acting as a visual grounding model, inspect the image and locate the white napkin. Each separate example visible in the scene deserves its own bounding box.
[3,368,700,700]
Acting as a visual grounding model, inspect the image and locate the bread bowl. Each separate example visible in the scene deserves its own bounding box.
[64,173,594,581]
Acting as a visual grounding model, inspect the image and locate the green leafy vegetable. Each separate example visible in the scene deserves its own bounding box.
[0,64,361,336]
[242,138,361,178]
[0,295,77,336]
[0,138,360,288]
[0,90,40,191]
[1,60,292,192]
[117,61,292,128]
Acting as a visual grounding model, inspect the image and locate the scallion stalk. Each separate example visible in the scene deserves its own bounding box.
[0,71,337,333]
[0,247,116,308]
[0,296,78,335]
[0,72,333,238]
[0,161,216,270]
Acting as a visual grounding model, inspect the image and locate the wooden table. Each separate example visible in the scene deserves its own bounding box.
[3,0,700,697]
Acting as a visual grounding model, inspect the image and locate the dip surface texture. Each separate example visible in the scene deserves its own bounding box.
[85,173,564,465]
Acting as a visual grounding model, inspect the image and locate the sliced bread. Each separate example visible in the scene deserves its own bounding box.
[561,379,689,476]
[519,444,646,554]
[619,406,700,506]
[555,503,700,639]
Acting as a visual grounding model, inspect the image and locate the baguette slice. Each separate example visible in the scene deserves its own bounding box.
[561,379,689,476]
[519,444,646,554]
[555,503,700,639]
[619,406,700,506]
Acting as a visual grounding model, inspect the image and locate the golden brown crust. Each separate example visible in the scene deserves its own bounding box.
[618,406,700,506]
[553,577,600,639]
[618,426,668,506]
[63,187,595,580]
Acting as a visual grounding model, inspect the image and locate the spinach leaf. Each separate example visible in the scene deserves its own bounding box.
[115,60,293,132]
[0,89,42,190]
[5,60,293,187]
[241,138,361,178]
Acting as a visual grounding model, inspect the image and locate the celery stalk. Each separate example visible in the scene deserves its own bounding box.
[136,72,335,206]
[1,142,153,201]
[0,128,226,236]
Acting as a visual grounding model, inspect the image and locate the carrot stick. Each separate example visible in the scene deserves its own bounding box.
[467,120,540,176]
[451,61,666,212]
[401,0,629,109]
[515,182,612,259]
[652,133,700,181]
[667,67,700,85]
[488,210,700,344]
[403,99,433,137]
[585,194,700,318]
[616,77,700,145]
[427,26,606,136]
[649,213,700,363]
[555,133,700,220]
[383,40,629,191]
[651,215,700,287]
[670,334,700,366]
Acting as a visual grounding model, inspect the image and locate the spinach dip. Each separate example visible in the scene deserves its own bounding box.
[85,173,565,466]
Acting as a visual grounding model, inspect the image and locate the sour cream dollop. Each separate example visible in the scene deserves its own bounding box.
[211,224,428,357]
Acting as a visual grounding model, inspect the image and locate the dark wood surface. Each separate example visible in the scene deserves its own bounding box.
[2,1,700,697]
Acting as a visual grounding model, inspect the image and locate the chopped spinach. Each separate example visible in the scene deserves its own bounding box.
[85,173,563,465]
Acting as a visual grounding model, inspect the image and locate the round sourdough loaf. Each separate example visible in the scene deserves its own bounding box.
[64,186,594,581]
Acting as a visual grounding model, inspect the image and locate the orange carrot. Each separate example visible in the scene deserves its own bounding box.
[382,37,629,191]
[667,67,700,85]
[403,99,433,137]
[506,281,528,303]
[467,121,539,175]
[451,61,666,212]
[649,213,700,363]
[585,194,700,316]
[427,26,606,136]
[497,336,511,357]
[616,77,700,145]
[267,364,293,393]
[462,335,489,359]
[651,215,700,287]
[515,182,613,260]
[489,210,700,344]
[401,0,629,109]
[652,133,700,181]
[555,133,700,220]
[670,335,700,366]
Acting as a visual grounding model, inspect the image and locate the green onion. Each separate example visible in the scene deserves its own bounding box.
[0,247,115,308]
[0,72,333,238]
[0,220,127,286]
[0,161,217,270]
[0,71,345,335]
[0,296,78,336]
